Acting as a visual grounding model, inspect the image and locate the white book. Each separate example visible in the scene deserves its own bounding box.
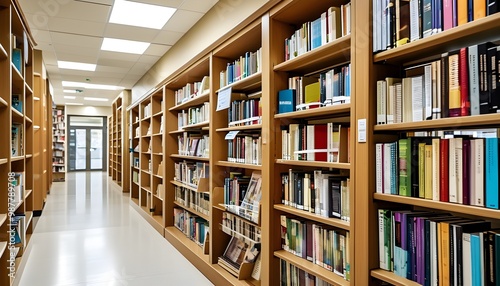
[449,138,458,203]
[303,173,310,212]
[321,176,329,217]
[378,210,388,270]
[424,64,432,119]
[468,45,480,115]
[314,170,322,215]
[395,83,403,123]
[384,143,392,194]
[472,138,485,206]
[307,125,315,161]
[321,12,327,46]
[376,143,384,194]
[381,0,388,50]
[432,138,441,201]
[462,233,472,286]
[388,84,396,124]
[409,0,420,42]
[411,76,424,122]
[430,220,438,286]
[377,80,387,124]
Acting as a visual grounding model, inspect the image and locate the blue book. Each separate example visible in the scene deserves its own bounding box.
[485,138,499,209]
[470,233,482,286]
[468,0,474,21]
[12,94,22,113]
[311,18,322,50]
[12,48,22,73]
[278,89,296,114]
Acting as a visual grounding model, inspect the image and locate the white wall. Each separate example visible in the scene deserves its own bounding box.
[131,0,276,104]
[65,105,112,117]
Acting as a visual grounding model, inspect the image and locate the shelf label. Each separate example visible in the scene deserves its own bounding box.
[225,130,240,140]
[357,118,367,143]
[217,87,232,111]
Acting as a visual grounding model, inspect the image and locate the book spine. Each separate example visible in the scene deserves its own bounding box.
[460,48,470,116]
[485,138,499,209]
[440,139,450,202]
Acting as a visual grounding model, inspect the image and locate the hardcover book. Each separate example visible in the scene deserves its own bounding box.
[278,89,296,114]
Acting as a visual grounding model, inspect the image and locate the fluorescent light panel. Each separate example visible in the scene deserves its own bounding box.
[58,61,96,71]
[65,103,83,106]
[101,37,150,54]
[84,97,109,102]
[64,90,77,93]
[109,0,176,29]
[62,81,124,91]
[64,96,76,99]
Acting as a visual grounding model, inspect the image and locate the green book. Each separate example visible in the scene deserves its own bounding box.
[398,138,411,196]
[418,142,426,198]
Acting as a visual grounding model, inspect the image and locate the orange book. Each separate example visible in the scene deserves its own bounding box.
[474,0,486,20]
[457,0,468,25]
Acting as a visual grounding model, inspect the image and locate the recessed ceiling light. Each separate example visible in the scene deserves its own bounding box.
[64,90,77,93]
[101,37,150,54]
[62,81,124,91]
[84,97,109,102]
[66,103,84,106]
[58,61,96,71]
[64,96,76,99]
[109,0,176,29]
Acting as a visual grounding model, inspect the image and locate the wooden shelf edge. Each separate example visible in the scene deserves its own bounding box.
[0,214,7,227]
[173,201,210,221]
[217,161,262,170]
[373,193,500,219]
[275,159,351,170]
[274,204,350,230]
[0,241,7,258]
[24,189,33,199]
[216,124,262,132]
[25,211,34,228]
[129,200,164,235]
[371,269,421,286]
[374,113,500,131]
[171,154,210,162]
[169,92,210,111]
[216,72,262,93]
[274,250,349,286]
[0,158,8,165]
[274,104,351,119]
[0,97,7,107]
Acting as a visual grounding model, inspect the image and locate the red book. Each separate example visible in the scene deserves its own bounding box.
[314,124,328,161]
[440,139,449,202]
[459,48,470,116]
[462,139,471,205]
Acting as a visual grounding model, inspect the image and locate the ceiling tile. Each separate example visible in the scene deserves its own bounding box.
[96,65,132,74]
[131,0,184,8]
[153,30,184,45]
[128,61,156,75]
[48,17,106,37]
[49,32,103,48]
[97,55,139,67]
[53,45,100,61]
[144,44,170,57]
[23,13,50,31]
[164,10,204,33]
[30,29,52,43]
[104,24,159,43]
[179,0,218,13]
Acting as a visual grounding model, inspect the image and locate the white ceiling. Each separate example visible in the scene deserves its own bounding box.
[17,0,219,106]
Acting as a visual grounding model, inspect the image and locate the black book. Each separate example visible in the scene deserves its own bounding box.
[489,46,500,113]
[479,42,496,114]
[409,136,432,198]
[328,177,341,219]
[487,0,498,15]
[441,52,450,118]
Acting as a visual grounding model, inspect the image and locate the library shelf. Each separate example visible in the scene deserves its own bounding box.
[25,211,33,228]
[273,35,351,74]
[216,124,262,132]
[216,71,262,93]
[169,91,210,111]
[0,214,7,227]
[374,113,500,132]
[152,173,163,179]
[25,116,32,124]
[170,154,210,162]
[173,201,210,221]
[216,161,262,170]
[11,107,23,122]
[141,170,151,175]
[25,154,32,159]
[152,110,163,117]
[12,200,23,213]
[169,129,186,135]
[275,159,351,170]
[11,63,23,81]
[164,226,212,273]
[274,250,350,286]
[373,193,500,220]
[153,194,163,201]
[141,116,151,121]
[0,43,6,58]
[141,186,152,193]
[131,198,139,206]
[0,242,7,258]
[130,200,164,235]
[0,97,7,107]
[370,269,420,286]
[152,215,163,226]
[170,180,199,192]
[0,159,7,165]
[24,189,33,199]
[181,121,210,130]
[152,133,162,137]
[373,13,500,64]
[11,156,24,162]
[211,264,260,286]
[274,104,351,120]
[274,204,350,231]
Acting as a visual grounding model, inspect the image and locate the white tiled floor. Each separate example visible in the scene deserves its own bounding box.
[14,172,213,286]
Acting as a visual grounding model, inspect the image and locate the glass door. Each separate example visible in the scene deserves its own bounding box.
[68,116,107,172]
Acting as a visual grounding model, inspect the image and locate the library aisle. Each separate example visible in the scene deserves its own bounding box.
[14,172,213,286]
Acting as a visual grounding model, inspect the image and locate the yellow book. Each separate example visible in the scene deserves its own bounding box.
[424,144,433,200]
[473,0,485,20]
[304,82,321,104]
[457,0,468,25]
[418,143,426,198]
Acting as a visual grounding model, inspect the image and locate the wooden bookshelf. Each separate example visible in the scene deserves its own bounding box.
[275,159,351,170]
[274,104,351,120]
[52,105,65,182]
[370,269,421,286]
[374,113,500,131]
[109,92,131,192]
[274,204,350,231]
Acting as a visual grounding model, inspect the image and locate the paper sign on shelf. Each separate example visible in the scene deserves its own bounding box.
[217,87,232,111]
[357,118,367,143]
[225,130,240,140]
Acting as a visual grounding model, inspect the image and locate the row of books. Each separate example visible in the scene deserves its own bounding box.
[12,123,23,156]
[223,172,262,224]
[281,170,350,221]
[280,215,350,280]
[174,186,210,216]
[222,211,261,243]
[280,123,349,163]
[220,47,262,88]
[156,184,165,200]
[174,76,210,105]
[178,133,209,158]
[10,172,24,204]
[375,135,500,209]
[143,102,152,118]
[284,4,351,61]
[227,134,262,165]
[376,42,500,125]
[177,103,210,129]
[174,161,209,188]
[228,98,262,126]
[173,208,209,248]
[280,259,334,286]
[132,170,139,184]
[378,209,500,285]
[373,0,500,53]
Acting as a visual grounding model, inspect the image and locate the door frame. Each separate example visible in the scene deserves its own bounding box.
[67,115,107,172]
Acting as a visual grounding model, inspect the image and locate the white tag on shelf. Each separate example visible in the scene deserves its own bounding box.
[357,118,367,143]
[216,87,232,111]
[225,130,240,140]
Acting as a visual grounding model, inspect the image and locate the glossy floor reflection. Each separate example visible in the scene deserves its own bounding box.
[15,172,213,286]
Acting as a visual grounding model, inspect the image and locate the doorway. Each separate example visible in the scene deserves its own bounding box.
[68,116,107,172]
